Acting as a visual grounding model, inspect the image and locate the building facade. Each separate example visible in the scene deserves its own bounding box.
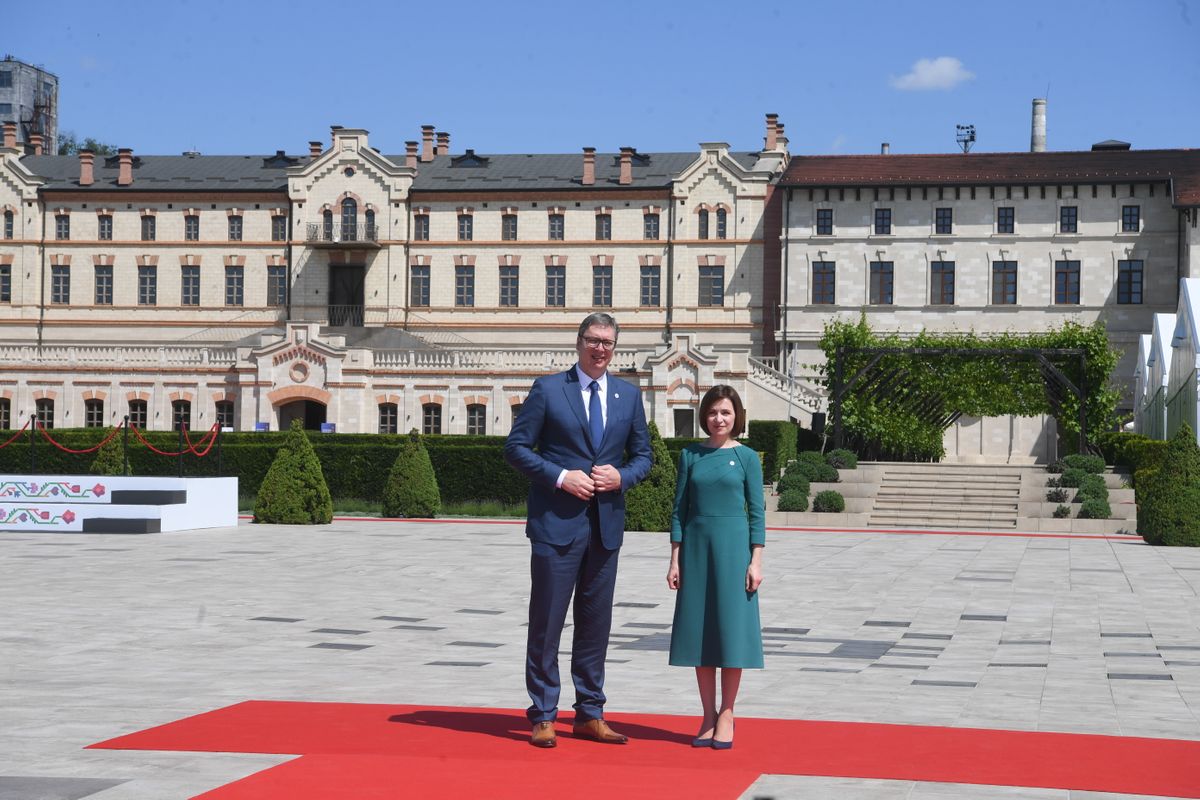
[0,56,57,155]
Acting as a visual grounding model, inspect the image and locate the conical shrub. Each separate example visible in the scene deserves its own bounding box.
[625,421,676,533]
[89,429,131,476]
[1138,424,1200,546]
[253,420,333,524]
[382,429,441,518]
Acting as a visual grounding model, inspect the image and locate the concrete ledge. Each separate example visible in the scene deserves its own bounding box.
[1015,516,1139,535]
[767,511,870,528]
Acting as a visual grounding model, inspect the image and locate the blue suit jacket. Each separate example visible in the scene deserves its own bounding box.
[504,367,652,550]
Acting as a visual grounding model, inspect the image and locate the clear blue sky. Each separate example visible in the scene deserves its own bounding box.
[12,0,1200,157]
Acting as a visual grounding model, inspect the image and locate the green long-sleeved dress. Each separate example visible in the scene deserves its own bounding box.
[668,443,765,668]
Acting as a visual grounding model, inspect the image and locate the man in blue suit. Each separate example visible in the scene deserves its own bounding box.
[504,312,653,748]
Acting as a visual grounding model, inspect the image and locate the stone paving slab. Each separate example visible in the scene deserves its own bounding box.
[2,520,1200,799]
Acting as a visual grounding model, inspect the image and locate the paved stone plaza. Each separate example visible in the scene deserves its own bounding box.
[3,519,1200,799]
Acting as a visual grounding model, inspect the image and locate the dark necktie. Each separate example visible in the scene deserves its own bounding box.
[588,380,604,449]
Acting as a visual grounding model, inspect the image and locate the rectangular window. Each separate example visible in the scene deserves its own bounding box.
[413,214,430,241]
[1054,260,1080,305]
[267,264,287,306]
[94,265,113,305]
[816,208,833,235]
[0,264,10,302]
[138,265,157,306]
[127,400,147,429]
[141,215,156,241]
[457,214,473,241]
[0,71,10,89]
[931,261,955,304]
[5,210,15,239]
[698,210,709,240]
[874,208,892,235]
[499,265,519,307]
[1117,259,1143,304]
[0,103,8,115]
[55,214,69,240]
[811,261,835,304]
[466,404,486,436]
[592,265,613,307]
[698,265,725,306]
[271,216,287,242]
[181,265,200,306]
[545,265,565,307]
[716,208,728,240]
[422,403,442,435]
[216,401,234,429]
[172,400,191,432]
[643,213,660,240]
[0,398,9,430]
[869,261,893,305]
[1060,206,1078,233]
[991,260,1018,304]
[595,214,612,241]
[97,214,112,241]
[548,214,564,241]
[410,264,430,307]
[502,214,518,241]
[997,206,1015,234]
[225,266,244,306]
[1122,205,1140,232]
[185,214,200,241]
[228,215,243,241]
[455,265,474,306]
[640,265,661,307]
[935,207,953,234]
[378,403,398,435]
[35,398,54,429]
[84,399,104,428]
[51,264,70,304]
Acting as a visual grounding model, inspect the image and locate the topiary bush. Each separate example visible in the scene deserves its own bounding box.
[797,451,826,466]
[382,429,441,518]
[1138,424,1200,545]
[790,460,839,483]
[625,421,676,532]
[777,490,808,512]
[824,448,858,469]
[776,471,810,496]
[1053,504,1072,518]
[1059,467,1087,488]
[746,420,797,482]
[812,490,845,513]
[1046,487,1069,503]
[1156,484,1200,547]
[1076,474,1109,502]
[1062,453,1105,474]
[253,420,333,524]
[89,429,131,476]
[1078,498,1111,519]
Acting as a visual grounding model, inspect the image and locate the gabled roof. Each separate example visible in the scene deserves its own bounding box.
[1172,279,1200,355]
[779,148,1200,207]
[19,154,309,191]
[1149,313,1175,381]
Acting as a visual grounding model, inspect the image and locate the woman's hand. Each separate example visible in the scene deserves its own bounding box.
[745,561,763,593]
[666,562,680,590]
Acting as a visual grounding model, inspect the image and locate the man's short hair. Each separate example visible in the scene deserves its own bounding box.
[577,312,619,341]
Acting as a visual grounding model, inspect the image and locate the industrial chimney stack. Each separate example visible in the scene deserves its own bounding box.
[1031,98,1047,153]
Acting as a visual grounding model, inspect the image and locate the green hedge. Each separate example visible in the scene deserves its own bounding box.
[747,421,797,481]
[778,489,808,512]
[1093,431,1168,487]
[812,490,846,513]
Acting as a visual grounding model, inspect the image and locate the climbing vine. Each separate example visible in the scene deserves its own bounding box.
[819,317,1121,461]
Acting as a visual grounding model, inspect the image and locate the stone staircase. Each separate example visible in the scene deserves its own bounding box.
[868,463,1024,529]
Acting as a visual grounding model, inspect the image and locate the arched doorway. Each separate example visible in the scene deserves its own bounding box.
[278,400,326,431]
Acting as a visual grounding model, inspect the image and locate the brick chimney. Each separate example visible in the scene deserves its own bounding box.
[308,140,322,158]
[30,134,43,155]
[436,131,450,155]
[764,113,779,150]
[582,147,596,185]
[776,122,788,149]
[618,147,634,185]
[405,141,418,168]
[421,125,435,162]
[78,150,94,186]
[1,121,15,149]
[117,148,134,186]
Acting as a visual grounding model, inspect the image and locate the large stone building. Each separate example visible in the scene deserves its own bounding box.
[0,56,57,155]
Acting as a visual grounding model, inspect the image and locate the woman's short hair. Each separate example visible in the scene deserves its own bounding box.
[698,384,746,438]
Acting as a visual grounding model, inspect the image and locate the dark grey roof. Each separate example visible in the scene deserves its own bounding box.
[19,149,764,193]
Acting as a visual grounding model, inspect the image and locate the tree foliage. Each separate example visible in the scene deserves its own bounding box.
[382,429,441,518]
[1137,424,1200,546]
[253,420,333,524]
[820,316,1120,461]
[625,421,676,532]
[57,132,118,156]
[89,430,131,476]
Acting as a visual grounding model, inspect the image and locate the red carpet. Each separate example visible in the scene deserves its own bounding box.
[90,701,1200,798]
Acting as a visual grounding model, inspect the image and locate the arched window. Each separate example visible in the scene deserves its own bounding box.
[35,398,54,429]
[716,208,727,240]
[172,399,192,432]
[421,403,442,435]
[341,198,357,241]
[378,402,398,434]
[466,403,486,435]
[365,209,376,241]
[127,399,148,429]
[697,209,709,240]
[215,400,235,429]
[322,209,333,241]
[84,398,105,428]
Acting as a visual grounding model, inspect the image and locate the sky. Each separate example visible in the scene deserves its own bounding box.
[10,0,1200,157]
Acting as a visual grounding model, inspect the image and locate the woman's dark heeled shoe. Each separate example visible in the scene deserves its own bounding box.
[711,721,734,750]
[691,736,713,747]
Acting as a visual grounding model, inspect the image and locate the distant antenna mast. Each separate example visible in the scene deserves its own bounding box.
[955,124,976,154]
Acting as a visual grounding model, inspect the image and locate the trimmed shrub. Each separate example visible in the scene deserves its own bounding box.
[1046,487,1069,503]
[89,429,131,476]
[1078,498,1111,519]
[812,490,845,513]
[777,490,808,512]
[253,420,333,524]
[776,471,810,496]
[791,460,839,484]
[797,451,826,466]
[746,421,797,482]
[625,421,676,533]
[382,430,441,518]
[824,448,858,469]
[1046,460,1066,474]
[1059,467,1087,488]
[1138,425,1200,545]
[1157,484,1200,547]
[1076,474,1109,502]
[1062,453,1105,474]
[1053,504,1072,518]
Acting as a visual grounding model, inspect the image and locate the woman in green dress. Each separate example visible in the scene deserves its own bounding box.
[667,385,765,750]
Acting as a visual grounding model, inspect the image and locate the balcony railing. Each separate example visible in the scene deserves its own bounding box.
[327,305,365,327]
[306,223,381,248]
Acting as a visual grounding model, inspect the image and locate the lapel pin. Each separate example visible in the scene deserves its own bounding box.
[614,393,620,399]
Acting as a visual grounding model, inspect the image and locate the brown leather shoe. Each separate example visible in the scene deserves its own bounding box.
[572,718,629,744]
[530,721,557,748]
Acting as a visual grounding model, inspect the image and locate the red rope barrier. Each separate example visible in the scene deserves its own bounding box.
[0,416,32,450]
[182,423,219,457]
[129,424,192,456]
[37,421,124,455]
